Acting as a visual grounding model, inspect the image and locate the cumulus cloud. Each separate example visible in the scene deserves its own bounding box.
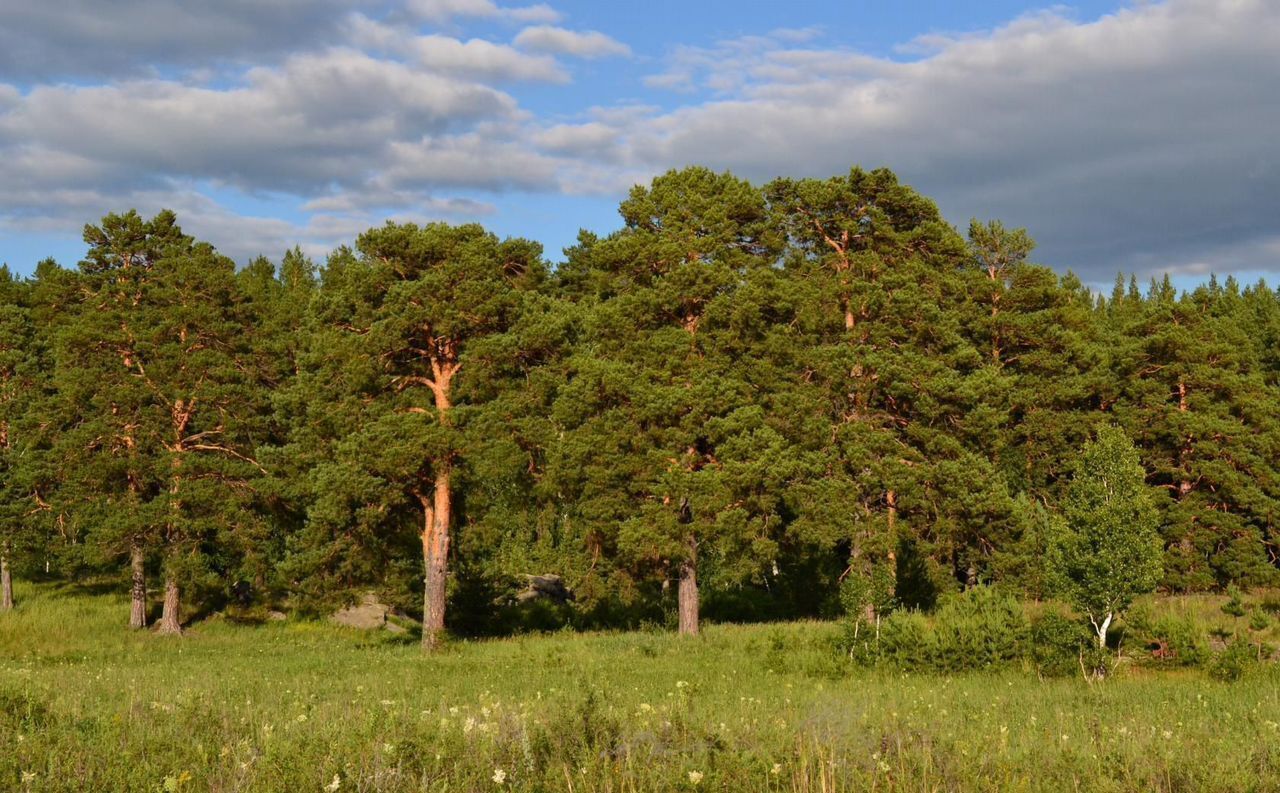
[406,0,560,24]
[513,26,632,59]
[625,0,1280,279]
[1,0,1276,281]
[0,0,368,81]
[349,16,568,82]
[0,49,518,195]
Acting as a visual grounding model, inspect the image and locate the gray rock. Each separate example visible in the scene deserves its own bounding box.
[331,593,389,630]
[514,574,573,604]
[266,610,288,622]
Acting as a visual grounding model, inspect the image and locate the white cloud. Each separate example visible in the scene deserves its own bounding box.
[513,26,631,59]
[0,0,368,80]
[2,0,1278,281]
[624,0,1280,278]
[406,0,560,24]
[350,16,568,82]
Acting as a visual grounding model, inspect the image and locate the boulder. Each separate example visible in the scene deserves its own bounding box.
[331,593,389,630]
[514,574,573,604]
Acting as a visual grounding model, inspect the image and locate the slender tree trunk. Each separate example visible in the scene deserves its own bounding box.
[421,470,452,651]
[1,554,13,612]
[678,540,699,637]
[156,576,182,635]
[1093,612,1113,649]
[1177,379,1193,498]
[129,543,147,629]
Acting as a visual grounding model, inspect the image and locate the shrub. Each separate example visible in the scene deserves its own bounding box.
[1124,606,1209,668]
[851,587,1030,673]
[1221,586,1246,618]
[930,588,1030,672]
[1030,611,1092,678]
[1248,609,1270,632]
[1208,640,1258,682]
[875,610,936,671]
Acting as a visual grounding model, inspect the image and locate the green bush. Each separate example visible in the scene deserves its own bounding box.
[876,610,936,670]
[930,588,1030,671]
[1126,608,1209,668]
[851,587,1030,673]
[1029,611,1092,678]
[1208,640,1258,682]
[1248,609,1271,632]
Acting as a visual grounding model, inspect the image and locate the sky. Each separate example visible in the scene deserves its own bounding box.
[0,0,1276,289]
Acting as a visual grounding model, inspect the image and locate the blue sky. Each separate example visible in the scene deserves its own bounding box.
[1,0,1276,289]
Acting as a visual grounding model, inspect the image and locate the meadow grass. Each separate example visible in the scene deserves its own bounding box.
[2,580,1279,792]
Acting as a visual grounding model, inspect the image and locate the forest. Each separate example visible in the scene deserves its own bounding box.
[2,165,1278,650]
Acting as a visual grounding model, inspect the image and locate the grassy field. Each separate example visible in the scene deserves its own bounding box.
[2,581,1279,792]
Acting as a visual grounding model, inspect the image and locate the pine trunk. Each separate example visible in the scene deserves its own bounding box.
[1177,379,1193,497]
[157,576,182,635]
[678,546,699,637]
[1,554,13,612]
[421,469,451,652]
[129,544,147,629]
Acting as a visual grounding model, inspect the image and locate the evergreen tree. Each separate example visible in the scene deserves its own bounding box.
[1111,276,1280,589]
[285,222,544,650]
[59,211,267,632]
[0,268,37,610]
[553,167,787,635]
[768,167,988,607]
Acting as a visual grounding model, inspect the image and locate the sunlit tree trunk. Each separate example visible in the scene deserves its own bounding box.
[421,470,452,651]
[678,539,699,636]
[129,543,147,629]
[1,552,13,612]
[157,576,182,635]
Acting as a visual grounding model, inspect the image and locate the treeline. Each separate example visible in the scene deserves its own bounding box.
[1,167,1278,648]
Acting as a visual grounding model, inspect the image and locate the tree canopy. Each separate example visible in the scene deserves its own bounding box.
[1,167,1277,646]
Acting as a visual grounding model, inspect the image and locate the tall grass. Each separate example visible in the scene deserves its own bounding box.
[2,581,1278,792]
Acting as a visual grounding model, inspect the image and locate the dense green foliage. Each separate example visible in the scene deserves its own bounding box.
[1046,426,1163,649]
[2,166,1279,640]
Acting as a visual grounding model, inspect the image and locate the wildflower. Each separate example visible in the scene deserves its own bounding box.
[688,770,704,785]
[771,764,782,775]
[296,714,308,723]
[878,761,891,773]
[492,768,507,785]
[21,771,36,784]
[676,681,689,689]
[383,742,396,755]
[324,773,342,792]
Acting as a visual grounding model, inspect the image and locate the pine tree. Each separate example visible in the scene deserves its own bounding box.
[58,211,267,632]
[552,167,787,635]
[767,168,989,608]
[0,267,37,610]
[286,222,545,650]
[1111,276,1279,589]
